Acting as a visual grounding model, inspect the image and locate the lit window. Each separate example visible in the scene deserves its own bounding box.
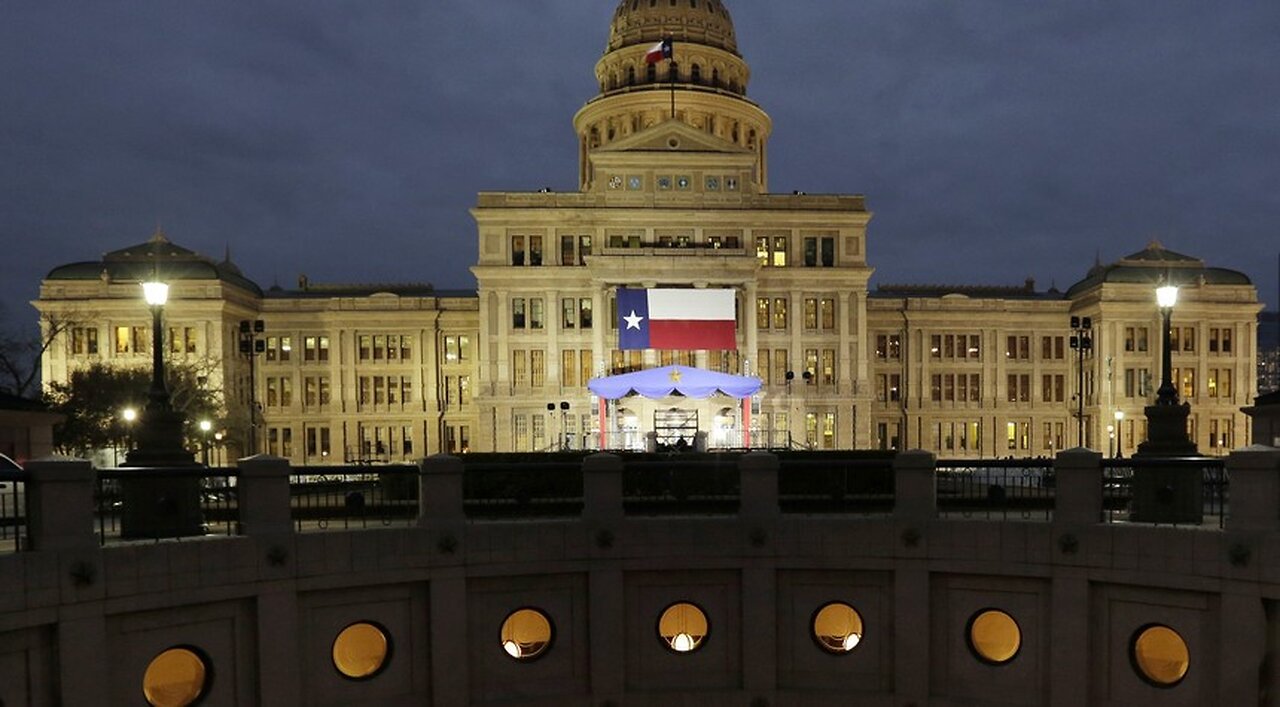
[332,622,391,680]
[658,602,709,653]
[1132,625,1190,687]
[812,602,864,654]
[142,647,210,707]
[501,608,554,661]
[967,609,1021,665]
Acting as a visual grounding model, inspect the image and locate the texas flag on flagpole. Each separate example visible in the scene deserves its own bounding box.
[617,288,737,351]
[644,37,674,64]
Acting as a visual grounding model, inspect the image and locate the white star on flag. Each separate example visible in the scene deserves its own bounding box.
[623,310,644,330]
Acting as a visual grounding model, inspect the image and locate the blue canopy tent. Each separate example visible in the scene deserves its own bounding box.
[587,365,762,449]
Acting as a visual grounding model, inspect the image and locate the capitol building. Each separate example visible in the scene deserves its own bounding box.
[34,1,1263,463]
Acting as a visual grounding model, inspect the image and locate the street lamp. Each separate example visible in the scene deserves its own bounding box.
[199,419,213,466]
[122,406,138,454]
[125,279,194,466]
[238,320,266,455]
[1069,316,1093,447]
[1113,410,1125,458]
[1154,285,1179,406]
[1137,282,1195,456]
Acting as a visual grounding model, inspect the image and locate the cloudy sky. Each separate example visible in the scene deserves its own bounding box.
[2,0,1278,333]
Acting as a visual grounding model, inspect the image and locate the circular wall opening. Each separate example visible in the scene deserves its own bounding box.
[142,647,210,707]
[332,622,392,680]
[812,602,864,654]
[1131,624,1190,687]
[967,609,1022,665]
[501,608,554,661]
[658,602,709,653]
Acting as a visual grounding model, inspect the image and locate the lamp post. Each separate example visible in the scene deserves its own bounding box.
[120,407,138,464]
[1113,410,1125,458]
[199,419,213,466]
[1154,285,1180,406]
[121,277,201,539]
[124,280,194,467]
[1069,316,1093,448]
[1132,283,1199,523]
[238,320,266,455]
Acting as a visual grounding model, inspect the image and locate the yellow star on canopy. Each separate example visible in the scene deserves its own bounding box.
[669,368,683,383]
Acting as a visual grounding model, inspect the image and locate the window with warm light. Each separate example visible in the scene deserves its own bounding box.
[332,622,391,680]
[967,609,1022,665]
[812,602,864,654]
[1132,624,1190,687]
[142,646,209,707]
[658,602,709,654]
[501,608,554,661]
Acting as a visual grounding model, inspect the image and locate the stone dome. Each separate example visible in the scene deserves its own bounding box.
[608,0,738,55]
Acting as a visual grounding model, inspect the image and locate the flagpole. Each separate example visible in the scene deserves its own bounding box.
[669,58,677,119]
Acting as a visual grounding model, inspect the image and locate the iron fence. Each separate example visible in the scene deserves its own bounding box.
[0,470,28,553]
[463,461,583,519]
[935,459,1056,521]
[777,457,894,515]
[290,465,419,531]
[95,467,240,544]
[622,456,740,515]
[1100,457,1228,528]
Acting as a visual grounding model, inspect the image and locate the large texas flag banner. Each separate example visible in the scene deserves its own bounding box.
[617,288,737,351]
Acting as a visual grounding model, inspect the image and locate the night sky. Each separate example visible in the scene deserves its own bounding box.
[3,1,1278,336]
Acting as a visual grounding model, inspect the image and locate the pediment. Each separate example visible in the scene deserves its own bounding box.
[595,119,752,155]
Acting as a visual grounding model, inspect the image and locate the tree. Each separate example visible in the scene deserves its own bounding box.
[0,308,77,399]
[44,361,225,458]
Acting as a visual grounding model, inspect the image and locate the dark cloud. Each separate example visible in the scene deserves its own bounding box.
[2,0,1278,335]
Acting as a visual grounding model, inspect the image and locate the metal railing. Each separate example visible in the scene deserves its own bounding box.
[935,459,1057,521]
[463,461,583,519]
[1100,457,1229,528]
[0,470,28,553]
[622,456,740,515]
[290,465,419,531]
[95,467,240,545]
[778,456,894,515]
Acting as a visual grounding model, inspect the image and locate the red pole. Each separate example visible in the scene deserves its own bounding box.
[599,397,608,451]
[742,397,752,449]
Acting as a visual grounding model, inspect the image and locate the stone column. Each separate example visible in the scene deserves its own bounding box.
[893,450,937,524]
[237,454,293,536]
[582,453,625,701]
[418,454,465,529]
[582,453,623,527]
[24,458,98,551]
[1225,446,1280,533]
[1053,448,1103,526]
[24,459,108,707]
[739,452,779,527]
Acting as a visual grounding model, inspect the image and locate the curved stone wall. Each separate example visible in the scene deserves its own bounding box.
[1,450,1277,705]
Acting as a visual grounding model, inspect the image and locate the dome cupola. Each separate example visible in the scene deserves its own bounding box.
[608,0,739,55]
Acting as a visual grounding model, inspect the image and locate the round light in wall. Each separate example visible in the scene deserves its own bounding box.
[1131,624,1190,687]
[812,602,864,654]
[967,609,1022,665]
[658,602,709,654]
[500,608,554,661]
[142,646,210,707]
[332,622,391,680]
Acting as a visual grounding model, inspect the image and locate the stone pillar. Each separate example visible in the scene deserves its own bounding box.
[893,450,937,524]
[1225,446,1280,533]
[24,460,108,706]
[1053,448,1103,526]
[418,454,465,528]
[583,454,625,702]
[237,454,293,536]
[24,458,97,551]
[582,453,623,527]
[739,452,779,526]
[1048,573,1091,707]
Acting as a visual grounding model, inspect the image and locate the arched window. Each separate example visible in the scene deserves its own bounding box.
[647,63,657,83]
[711,68,720,87]
[691,64,701,84]
[628,66,636,85]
